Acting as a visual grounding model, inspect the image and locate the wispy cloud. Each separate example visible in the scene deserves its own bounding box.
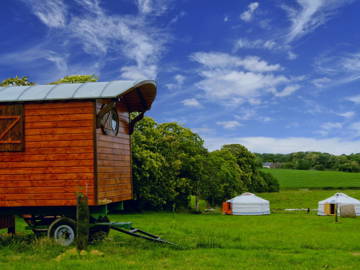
[240,2,259,22]
[317,122,343,136]
[0,45,70,82]
[24,0,67,28]
[284,0,353,43]
[349,122,360,137]
[346,95,360,104]
[21,0,170,81]
[216,121,242,129]
[312,77,331,88]
[182,98,202,108]
[272,84,300,97]
[191,52,281,73]
[204,136,360,154]
[136,0,172,16]
[233,38,277,51]
[314,49,360,85]
[337,111,355,118]
[166,74,186,90]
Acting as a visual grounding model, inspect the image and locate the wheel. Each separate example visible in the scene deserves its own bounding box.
[48,217,76,246]
[89,216,110,243]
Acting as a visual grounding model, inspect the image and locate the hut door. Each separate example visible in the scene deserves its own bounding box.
[0,104,24,151]
[330,204,335,215]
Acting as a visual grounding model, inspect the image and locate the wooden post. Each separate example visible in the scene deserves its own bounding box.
[76,193,89,251]
[8,215,15,235]
[335,204,338,223]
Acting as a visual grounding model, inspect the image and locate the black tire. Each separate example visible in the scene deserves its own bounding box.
[48,217,76,246]
[89,216,110,243]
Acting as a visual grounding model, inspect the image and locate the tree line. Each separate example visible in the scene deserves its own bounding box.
[1,75,279,211]
[131,117,279,211]
[256,152,360,172]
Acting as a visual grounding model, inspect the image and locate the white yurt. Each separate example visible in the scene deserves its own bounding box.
[318,193,360,216]
[226,192,270,215]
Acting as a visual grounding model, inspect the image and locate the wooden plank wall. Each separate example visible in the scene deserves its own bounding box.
[0,101,96,207]
[96,100,132,204]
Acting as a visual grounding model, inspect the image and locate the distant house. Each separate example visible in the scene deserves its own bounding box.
[263,162,273,168]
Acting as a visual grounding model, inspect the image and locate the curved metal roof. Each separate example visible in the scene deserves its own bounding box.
[0,80,156,102]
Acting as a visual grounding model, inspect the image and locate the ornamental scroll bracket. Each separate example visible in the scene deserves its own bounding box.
[128,112,145,135]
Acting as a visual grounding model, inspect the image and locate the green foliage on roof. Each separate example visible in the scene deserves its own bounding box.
[0,76,35,87]
[49,75,98,84]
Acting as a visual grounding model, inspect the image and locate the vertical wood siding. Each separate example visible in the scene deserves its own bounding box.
[0,101,96,207]
[96,100,132,204]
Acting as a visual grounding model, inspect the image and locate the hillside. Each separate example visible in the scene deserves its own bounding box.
[262,168,360,189]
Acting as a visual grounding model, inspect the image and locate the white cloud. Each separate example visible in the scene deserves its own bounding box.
[347,95,360,104]
[233,39,298,61]
[272,84,300,97]
[315,49,360,85]
[234,39,277,51]
[191,52,281,73]
[318,122,343,136]
[240,2,259,22]
[236,109,256,121]
[24,0,67,28]
[23,0,168,81]
[284,0,353,43]
[190,51,301,105]
[195,70,288,101]
[175,74,185,85]
[287,51,298,60]
[136,0,171,16]
[216,121,242,129]
[312,77,331,88]
[192,127,215,136]
[337,111,355,118]
[349,122,360,137]
[166,74,186,90]
[0,46,70,81]
[204,136,360,155]
[182,98,202,108]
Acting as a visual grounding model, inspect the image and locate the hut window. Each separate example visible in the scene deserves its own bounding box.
[98,104,119,136]
[0,104,24,152]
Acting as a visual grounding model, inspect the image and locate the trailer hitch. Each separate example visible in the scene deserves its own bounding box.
[96,222,177,247]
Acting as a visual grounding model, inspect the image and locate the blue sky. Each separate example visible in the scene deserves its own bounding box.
[0,0,360,154]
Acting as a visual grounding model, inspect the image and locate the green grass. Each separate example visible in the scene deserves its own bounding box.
[2,210,360,269]
[260,189,360,209]
[263,168,360,189]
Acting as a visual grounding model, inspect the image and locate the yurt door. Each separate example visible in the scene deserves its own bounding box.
[324,203,335,215]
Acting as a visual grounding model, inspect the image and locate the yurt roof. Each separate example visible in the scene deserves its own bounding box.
[227,192,269,204]
[0,80,156,113]
[318,193,360,205]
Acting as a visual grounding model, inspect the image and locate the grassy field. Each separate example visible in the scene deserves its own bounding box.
[260,189,360,209]
[2,170,360,269]
[2,212,360,270]
[262,168,360,189]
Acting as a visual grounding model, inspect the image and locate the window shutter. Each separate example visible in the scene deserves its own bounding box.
[0,104,24,152]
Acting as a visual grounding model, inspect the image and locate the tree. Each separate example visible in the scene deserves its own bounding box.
[49,75,98,84]
[201,149,246,206]
[0,76,35,86]
[221,144,279,192]
[131,117,208,210]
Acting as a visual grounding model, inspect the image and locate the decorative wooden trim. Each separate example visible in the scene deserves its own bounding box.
[93,101,99,205]
[128,112,144,135]
[0,104,24,152]
[0,116,21,144]
[135,88,149,111]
